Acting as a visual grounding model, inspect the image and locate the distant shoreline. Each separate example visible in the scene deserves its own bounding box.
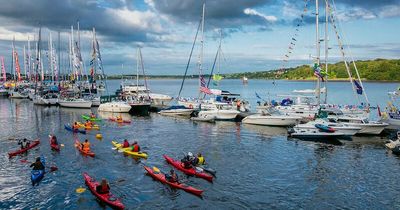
[105,76,399,83]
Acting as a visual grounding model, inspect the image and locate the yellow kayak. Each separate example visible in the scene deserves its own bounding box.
[111,141,148,159]
[77,122,100,130]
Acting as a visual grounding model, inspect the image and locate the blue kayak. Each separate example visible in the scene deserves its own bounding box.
[31,156,45,186]
[64,124,86,134]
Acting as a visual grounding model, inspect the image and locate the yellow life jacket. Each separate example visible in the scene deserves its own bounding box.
[197,156,205,165]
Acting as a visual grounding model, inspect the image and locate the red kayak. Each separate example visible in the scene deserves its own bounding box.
[108,117,131,124]
[163,155,213,182]
[8,139,40,157]
[83,172,125,210]
[144,166,203,196]
[49,136,60,151]
[74,139,95,157]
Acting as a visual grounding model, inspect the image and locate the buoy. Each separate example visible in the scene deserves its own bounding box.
[96,134,102,139]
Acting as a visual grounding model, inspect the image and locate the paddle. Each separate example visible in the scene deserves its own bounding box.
[76,186,86,193]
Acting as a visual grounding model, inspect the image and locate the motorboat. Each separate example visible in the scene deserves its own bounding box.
[190,111,216,122]
[328,116,388,135]
[9,87,29,99]
[294,118,361,136]
[242,108,302,126]
[288,127,346,140]
[158,105,194,117]
[59,98,92,108]
[98,101,131,113]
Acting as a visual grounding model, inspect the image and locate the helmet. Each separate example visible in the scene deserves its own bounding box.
[187,152,193,157]
[36,157,40,161]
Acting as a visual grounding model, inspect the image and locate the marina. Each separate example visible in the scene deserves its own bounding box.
[0,0,399,209]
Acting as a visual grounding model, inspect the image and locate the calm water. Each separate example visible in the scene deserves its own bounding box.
[0,79,399,210]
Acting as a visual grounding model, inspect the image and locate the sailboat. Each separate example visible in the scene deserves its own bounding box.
[0,56,8,96]
[59,24,92,108]
[118,47,151,115]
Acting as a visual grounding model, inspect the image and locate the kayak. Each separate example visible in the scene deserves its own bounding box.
[74,139,95,157]
[109,117,131,124]
[163,155,213,182]
[31,156,45,186]
[77,122,100,130]
[83,172,125,210]
[111,141,148,159]
[144,166,203,196]
[49,136,60,151]
[64,124,86,134]
[8,139,40,157]
[81,114,102,122]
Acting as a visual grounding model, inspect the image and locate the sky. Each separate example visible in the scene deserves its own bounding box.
[0,0,399,76]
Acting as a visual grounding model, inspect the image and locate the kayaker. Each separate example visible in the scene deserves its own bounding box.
[96,178,110,194]
[73,122,80,130]
[193,153,205,165]
[84,120,92,127]
[165,169,179,183]
[18,138,31,149]
[90,112,96,118]
[181,152,194,169]
[50,135,58,146]
[116,115,123,122]
[122,139,130,148]
[131,141,140,152]
[81,139,91,152]
[30,157,45,170]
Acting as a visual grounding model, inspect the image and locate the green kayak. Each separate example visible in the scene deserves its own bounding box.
[81,115,102,122]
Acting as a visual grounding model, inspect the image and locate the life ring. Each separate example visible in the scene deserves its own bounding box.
[189,104,193,109]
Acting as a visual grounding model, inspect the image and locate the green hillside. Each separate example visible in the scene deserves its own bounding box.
[224,59,400,81]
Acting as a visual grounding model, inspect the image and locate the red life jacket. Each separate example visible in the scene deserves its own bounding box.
[132,144,139,152]
[101,184,109,193]
[122,141,129,148]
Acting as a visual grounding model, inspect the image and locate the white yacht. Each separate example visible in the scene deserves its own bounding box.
[198,101,239,121]
[242,108,302,126]
[158,105,194,117]
[288,127,346,140]
[9,87,29,99]
[98,101,131,113]
[59,98,92,108]
[329,116,388,135]
[294,118,361,136]
[119,82,173,108]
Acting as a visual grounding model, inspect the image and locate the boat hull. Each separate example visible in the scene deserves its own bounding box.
[242,114,301,126]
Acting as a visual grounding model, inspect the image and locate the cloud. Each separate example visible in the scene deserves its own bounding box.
[243,8,277,22]
[145,0,275,30]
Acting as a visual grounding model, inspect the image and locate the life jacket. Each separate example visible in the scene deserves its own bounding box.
[132,144,139,152]
[73,124,80,129]
[197,156,205,165]
[122,141,130,148]
[101,184,109,193]
[85,122,92,127]
[82,142,90,151]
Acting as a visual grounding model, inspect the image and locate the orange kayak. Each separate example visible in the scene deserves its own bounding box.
[74,139,95,157]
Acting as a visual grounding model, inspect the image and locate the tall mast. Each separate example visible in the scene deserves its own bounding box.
[28,36,31,81]
[23,45,26,80]
[12,36,15,80]
[323,0,329,104]
[136,47,139,97]
[49,32,54,81]
[58,31,61,80]
[315,0,321,105]
[198,3,205,96]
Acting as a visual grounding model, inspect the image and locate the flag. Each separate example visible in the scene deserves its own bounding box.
[353,80,363,95]
[199,75,212,94]
[313,63,324,82]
